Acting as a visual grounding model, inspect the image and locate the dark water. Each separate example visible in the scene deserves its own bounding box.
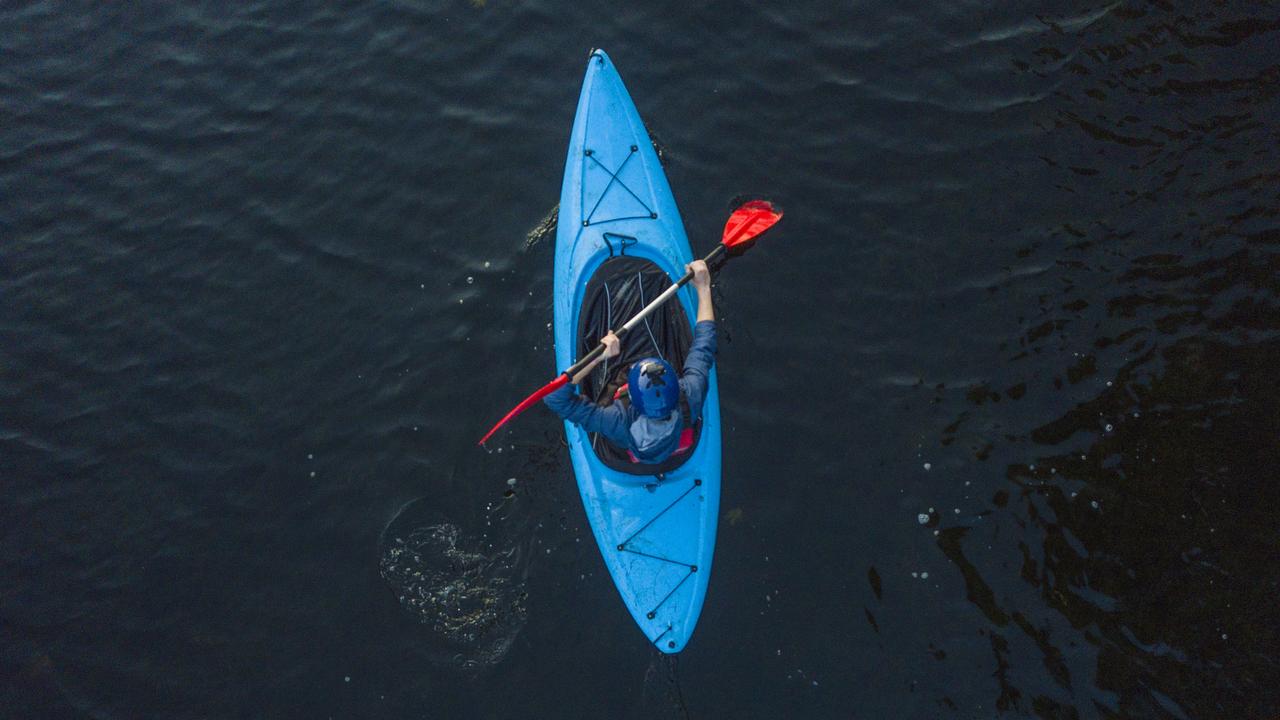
[4,1,1279,718]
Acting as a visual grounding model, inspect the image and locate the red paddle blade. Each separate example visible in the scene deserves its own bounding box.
[478,373,570,446]
[721,200,783,254]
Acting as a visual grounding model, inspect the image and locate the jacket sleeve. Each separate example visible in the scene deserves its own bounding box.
[543,384,632,447]
[679,320,717,420]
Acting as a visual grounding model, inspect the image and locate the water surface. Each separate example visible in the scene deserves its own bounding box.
[3,1,1278,718]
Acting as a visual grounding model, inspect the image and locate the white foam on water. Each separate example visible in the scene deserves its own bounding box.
[379,523,527,668]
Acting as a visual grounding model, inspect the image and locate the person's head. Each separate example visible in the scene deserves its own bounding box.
[628,358,679,418]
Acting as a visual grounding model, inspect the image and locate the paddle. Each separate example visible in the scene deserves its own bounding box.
[478,200,783,446]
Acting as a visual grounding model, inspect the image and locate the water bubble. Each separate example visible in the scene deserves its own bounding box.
[507,478,517,487]
[466,276,474,284]
[484,261,491,268]
[344,676,351,682]
[920,572,929,579]
[917,513,929,524]
[1105,424,1113,432]
[379,521,527,668]
[923,462,932,471]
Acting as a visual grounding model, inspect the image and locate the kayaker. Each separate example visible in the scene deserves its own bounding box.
[544,259,716,464]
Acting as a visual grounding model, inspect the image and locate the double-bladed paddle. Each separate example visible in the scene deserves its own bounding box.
[478,200,783,446]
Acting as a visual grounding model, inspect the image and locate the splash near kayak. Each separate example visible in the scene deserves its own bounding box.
[553,50,722,653]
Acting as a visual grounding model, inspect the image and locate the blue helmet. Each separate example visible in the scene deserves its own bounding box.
[628,357,679,418]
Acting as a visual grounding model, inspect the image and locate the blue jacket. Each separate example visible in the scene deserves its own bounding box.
[545,320,717,463]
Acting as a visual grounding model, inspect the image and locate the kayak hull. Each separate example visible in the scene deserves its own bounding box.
[553,50,720,654]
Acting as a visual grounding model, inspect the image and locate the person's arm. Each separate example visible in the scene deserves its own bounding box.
[570,332,621,384]
[690,260,714,323]
[542,332,631,446]
[679,320,717,412]
[679,260,717,419]
[543,383,631,445]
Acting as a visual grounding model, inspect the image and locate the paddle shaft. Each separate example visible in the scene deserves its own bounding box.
[561,244,727,380]
[478,200,779,445]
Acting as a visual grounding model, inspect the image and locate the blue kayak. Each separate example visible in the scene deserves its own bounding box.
[553,50,721,653]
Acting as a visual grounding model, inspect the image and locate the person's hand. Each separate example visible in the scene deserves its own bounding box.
[600,332,621,359]
[687,260,710,291]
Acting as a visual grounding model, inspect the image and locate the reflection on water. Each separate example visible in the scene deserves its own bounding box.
[937,2,1280,716]
[523,204,558,250]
